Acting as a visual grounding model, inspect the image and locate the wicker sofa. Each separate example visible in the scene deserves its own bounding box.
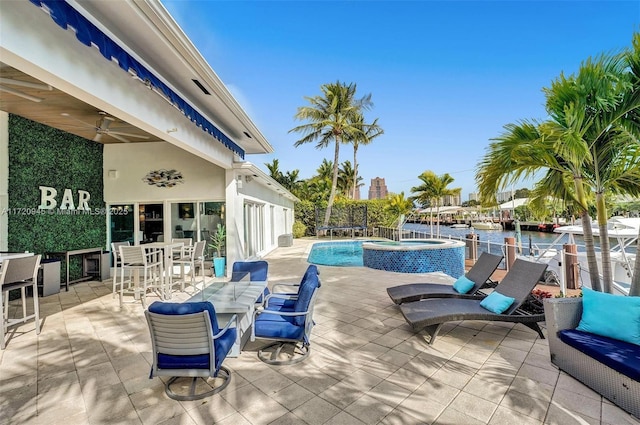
[544,297,640,418]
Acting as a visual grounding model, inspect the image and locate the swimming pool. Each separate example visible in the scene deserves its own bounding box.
[307,240,368,267]
[308,239,465,276]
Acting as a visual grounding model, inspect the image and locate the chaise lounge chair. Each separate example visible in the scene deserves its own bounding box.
[399,259,548,345]
[387,252,503,304]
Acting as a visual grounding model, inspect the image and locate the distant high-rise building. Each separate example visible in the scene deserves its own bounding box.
[368,177,388,200]
[468,192,479,202]
[442,193,461,206]
[496,191,513,203]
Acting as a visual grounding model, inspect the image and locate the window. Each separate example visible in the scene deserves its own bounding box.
[139,203,164,242]
[110,204,134,243]
[270,205,275,246]
[244,201,265,257]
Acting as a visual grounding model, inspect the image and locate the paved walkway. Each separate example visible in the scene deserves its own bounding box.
[1,238,638,425]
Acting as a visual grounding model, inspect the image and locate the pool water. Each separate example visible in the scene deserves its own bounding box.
[308,241,367,267]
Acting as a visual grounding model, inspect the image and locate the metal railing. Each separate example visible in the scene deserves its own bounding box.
[375,225,612,294]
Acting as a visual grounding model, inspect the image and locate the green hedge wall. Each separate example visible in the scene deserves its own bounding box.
[8,115,106,279]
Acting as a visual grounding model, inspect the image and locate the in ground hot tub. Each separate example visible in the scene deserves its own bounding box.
[362,239,465,276]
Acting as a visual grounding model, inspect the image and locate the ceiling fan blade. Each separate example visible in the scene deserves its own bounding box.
[107,130,150,139]
[61,113,97,129]
[0,85,44,102]
[106,133,131,143]
[0,77,52,91]
[93,133,103,142]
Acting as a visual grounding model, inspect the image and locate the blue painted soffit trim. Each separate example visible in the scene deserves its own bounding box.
[29,0,245,159]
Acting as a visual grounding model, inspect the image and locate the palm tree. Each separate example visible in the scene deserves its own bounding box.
[290,81,372,227]
[386,192,415,224]
[302,177,331,204]
[478,120,606,291]
[411,176,436,237]
[349,114,383,199]
[338,160,363,198]
[265,158,301,194]
[547,52,640,293]
[265,159,284,183]
[316,159,333,183]
[282,170,301,193]
[411,171,459,238]
[622,33,640,296]
[478,47,640,293]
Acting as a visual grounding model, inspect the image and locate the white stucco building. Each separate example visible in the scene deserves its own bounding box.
[0,0,296,273]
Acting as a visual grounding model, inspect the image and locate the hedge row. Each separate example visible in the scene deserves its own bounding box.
[293,199,396,237]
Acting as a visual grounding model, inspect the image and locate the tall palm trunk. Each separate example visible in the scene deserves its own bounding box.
[352,144,358,200]
[575,177,602,292]
[429,204,434,237]
[436,203,441,238]
[580,211,602,292]
[595,192,613,293]
[324,135,341,227]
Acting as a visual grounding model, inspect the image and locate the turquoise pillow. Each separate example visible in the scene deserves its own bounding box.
[480,291,515,314]
[453,275,475,294]
[577,287,640,346]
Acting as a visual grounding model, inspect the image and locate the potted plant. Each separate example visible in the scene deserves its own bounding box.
[209,223,226,277]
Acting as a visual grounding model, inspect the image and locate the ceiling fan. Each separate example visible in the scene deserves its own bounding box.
[61,111,150,143]
[0,76,52,103]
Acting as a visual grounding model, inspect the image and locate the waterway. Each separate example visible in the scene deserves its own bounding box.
[402,222,625,254]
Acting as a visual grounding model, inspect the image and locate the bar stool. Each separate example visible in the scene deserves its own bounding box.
[171,238,193,259]
[1,255,42,349]
[118,246,162,307]
[173,240,207,294]
[111,241,130,299]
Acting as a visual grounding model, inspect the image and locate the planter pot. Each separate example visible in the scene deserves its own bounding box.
[213,257,226,277]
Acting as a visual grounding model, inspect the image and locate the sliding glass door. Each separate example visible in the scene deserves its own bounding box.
[108,201,224,254]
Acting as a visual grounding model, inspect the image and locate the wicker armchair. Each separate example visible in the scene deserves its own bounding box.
[544,297,640,418]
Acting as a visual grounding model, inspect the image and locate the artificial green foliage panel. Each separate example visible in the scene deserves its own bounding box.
[294,199,394,236]
[7,115,106,262]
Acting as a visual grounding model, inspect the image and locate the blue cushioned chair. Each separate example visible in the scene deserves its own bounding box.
[264,265,321,311]
[230,261,269,304]
[145,301,237,400]
[251,265,320,365]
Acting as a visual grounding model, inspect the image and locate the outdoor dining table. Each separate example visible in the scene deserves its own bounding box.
[0,253,35,274]
[187,279,268,357]
[0,252,34,265]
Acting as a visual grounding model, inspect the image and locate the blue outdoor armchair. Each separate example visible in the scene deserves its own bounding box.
[230,260,269,303]
[263,265,321,310]
[251,265,320,365]
[145,301,236,400]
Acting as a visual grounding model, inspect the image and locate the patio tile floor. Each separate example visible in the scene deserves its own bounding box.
[1,238,639,425]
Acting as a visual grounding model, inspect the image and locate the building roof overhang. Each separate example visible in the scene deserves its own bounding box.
[73,0,273,155]
[0,0,274,160]
[233,162,299,203]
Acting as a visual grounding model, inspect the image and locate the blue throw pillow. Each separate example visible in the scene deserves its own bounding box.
[453,275,475,294]
[480,291,515,314]
[577,287,640,346]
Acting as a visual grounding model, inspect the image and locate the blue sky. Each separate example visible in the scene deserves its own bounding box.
[162,1,639,200]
